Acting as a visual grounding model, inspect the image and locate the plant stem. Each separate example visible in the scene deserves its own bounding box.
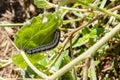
[90,58,97,80]
[48,23,120,80]
[0,18,81,27]
[52,1,120,14]
[53,4,97,12]
[0,59,12,68]
[83,58,90,80]
[0,23,23,27]
[63,18,81,25]
[77,0,120,19]
[20,51,48,79]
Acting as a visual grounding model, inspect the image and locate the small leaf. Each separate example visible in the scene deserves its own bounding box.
[12,52,47,68]
[89,29,97,38]
[94,60,100,66]
[12,53,27,68]
[55,50,68,70]
[59,0,77,6]
[97,28,104,36]
[72,34,89,48]
[89,38,94,45]
[58,52,76,80]
[82,27,90,36]
[34,0,54,9]
[26,63,47,78]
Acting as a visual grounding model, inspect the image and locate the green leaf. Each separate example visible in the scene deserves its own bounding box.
[82,27,90,36]
[72,27,90,48]
[26,63,48,78]
[12,53,27,68]
[72,35,89,48]
[34,0,54,9]
[58,52,76,80]
[94,60,100,66]
[89,29,97,38]
[96,28,104,36]
[59,0,77,6]
[55,50,68,70]
[14,13,62,51]
[89,38,94,45]
[12,52,47,68]
[72,28,99,48]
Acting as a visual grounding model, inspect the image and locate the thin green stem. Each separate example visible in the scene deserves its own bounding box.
[0,18,81,27]
[47,53,60,70]
[0,23,23,27]
[63,18,81,25]
[77,0,120,19]
[53,3,98,12]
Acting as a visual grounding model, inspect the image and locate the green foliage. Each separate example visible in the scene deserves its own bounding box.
[59,0,77,6]
[73,26,105,48]
[83,0,94,3]
[12,52,47,68]
[34,0,54,9]
[58,51,76,80]
[14,13,62,50]
[26,63,48,78]
[12,53,27,68]
[11,0,120,79]
[13,12,63,77]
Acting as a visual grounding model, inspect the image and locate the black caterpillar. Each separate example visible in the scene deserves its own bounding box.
[25,30,60,54]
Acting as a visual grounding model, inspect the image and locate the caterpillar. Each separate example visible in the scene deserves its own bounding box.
[25,29,60,54]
